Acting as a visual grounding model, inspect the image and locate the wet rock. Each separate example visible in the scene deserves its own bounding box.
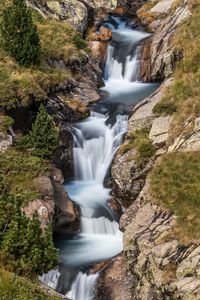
[53,125,74,180]
[95,254,133,300]
[149,115,172,148]
[51,170,80,232]
[117,0,148,15]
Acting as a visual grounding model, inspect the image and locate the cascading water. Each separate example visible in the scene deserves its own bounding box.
[40,14,159,299]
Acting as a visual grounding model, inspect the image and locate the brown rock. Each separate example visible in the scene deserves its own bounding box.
[34,176,54,197]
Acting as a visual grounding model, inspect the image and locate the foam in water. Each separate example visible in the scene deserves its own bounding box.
[67,272,99,300]
[40,15,158,300]
[39,270,60,290]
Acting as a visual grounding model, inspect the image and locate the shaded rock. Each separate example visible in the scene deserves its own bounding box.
[34,176,54,197]
[149,115,172,148]
[95,254,133,300]
[51,171,80,232]
[112,144,153,208]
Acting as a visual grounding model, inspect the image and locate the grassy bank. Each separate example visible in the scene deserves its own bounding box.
[150,151,200,242]
[0,268,60,300]
[0,0,88,109]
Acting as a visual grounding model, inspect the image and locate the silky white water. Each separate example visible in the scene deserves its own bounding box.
[40,15,159,299]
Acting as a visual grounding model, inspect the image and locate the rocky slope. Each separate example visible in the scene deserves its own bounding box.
[105,0,200,299]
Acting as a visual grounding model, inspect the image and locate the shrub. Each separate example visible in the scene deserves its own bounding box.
[22,104,59,159]
[0,186,58,276]
[119,129,155,167]
[1,0,41,66]
[153,101,177,116]
[0,149,50,204]
[73,33,87,50]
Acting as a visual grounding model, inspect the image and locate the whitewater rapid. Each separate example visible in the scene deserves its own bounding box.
[40,14,158,299]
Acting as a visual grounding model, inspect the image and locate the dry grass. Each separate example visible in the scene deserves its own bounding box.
[150,151,200,243]
[0,268,60,300]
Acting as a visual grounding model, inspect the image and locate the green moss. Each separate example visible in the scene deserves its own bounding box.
[119,129,155,167]
[150,151,200,242]
[153,100,177,116]
[0,268,60,300]
[0,115,14,134]
[0,149,50,204]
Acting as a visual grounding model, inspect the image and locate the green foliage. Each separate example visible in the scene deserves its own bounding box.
[73,33,88,50]
[22,104,59,159]
[120,129,155,167]
[0,115,14,133]
[0,148,50,204]
[1,0,41,66]
[153,101,177,116]
[150,151,200,242]
[0,2,87,109]
[0,182,58,276]
[0,268,60,300]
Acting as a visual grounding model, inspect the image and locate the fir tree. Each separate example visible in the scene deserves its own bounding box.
[1,0,41,66]
[27,104,59,159]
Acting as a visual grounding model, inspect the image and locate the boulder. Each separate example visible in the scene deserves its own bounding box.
[149,116,172,148]
[34,176,54,197]
[0,133,13,153]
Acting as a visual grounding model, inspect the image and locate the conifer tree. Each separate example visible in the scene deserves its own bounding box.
[1,0,41,66]
[28,104,59,159]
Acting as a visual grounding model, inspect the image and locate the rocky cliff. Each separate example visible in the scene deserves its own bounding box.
[106,0,200,299]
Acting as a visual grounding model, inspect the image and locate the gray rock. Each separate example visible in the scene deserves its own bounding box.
[149,116,172,148]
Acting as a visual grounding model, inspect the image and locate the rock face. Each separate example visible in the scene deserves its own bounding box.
[28,0,117,33]
[138,1,191,81]
[122,182,200,300]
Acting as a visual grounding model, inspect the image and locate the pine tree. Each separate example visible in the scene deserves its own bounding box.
[1,0,41,66]
[28,104,59,159]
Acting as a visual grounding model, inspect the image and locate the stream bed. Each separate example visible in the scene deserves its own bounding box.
[40,14,159,299]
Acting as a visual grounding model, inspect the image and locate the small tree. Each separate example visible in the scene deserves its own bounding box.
[27,104,59,159]
[1,0,41,66]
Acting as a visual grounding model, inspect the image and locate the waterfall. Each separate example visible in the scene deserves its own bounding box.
[67,272,99,300]
[39,270,60,290]
[40,14,159,299]
[72,112,128,184]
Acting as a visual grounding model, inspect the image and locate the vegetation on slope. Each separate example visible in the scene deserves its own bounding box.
[150,151,200,242]
[0,268,60,300]
[119,129,155,167]
[153,0,200,141]
[0,0,88,109]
